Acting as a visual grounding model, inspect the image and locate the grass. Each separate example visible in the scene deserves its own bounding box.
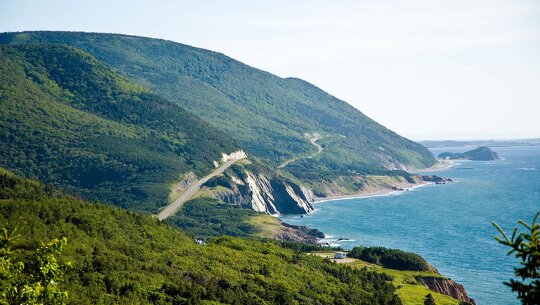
[352,260,461,305]
[248,214,283,239]
[316,253,462,305]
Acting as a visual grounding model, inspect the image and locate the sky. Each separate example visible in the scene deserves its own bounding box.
[1,0,539,140]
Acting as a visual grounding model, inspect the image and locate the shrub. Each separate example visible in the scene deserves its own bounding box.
[347,246,430,271]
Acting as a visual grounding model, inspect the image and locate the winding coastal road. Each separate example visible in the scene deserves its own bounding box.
[278,134,324,168]
[159,133,330,219]
[306,136,323,159]
[157,157,244,220]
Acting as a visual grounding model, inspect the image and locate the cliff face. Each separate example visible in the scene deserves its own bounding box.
[206,165,314,215]
[306,174,438,199]
[416,276,476,305]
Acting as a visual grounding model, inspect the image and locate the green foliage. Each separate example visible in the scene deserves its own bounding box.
[278,241,342,253]
[493,212,540,305]
[165,197,258,238]
[350,260,461,305]
[0,31,436,182]
[438,147,499,161]
[0,44,238,212]
[0,167,63,200]
[0,169,403,305]
[424,293,436,305]
[348,246,431,272]
[0,227,70,305]
[203,175,232,189]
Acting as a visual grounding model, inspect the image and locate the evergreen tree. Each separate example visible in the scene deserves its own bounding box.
[493,212,540,305]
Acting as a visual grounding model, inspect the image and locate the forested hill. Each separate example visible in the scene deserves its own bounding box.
[0,44,238,211]
[0,31,436,180]
[0,167,402,305]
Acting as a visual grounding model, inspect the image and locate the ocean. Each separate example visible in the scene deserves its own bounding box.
[281,145,540,305]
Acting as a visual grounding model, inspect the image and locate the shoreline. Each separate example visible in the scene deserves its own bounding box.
[413,159,457,173]
[310,159,457,204]
[313,181,431,203]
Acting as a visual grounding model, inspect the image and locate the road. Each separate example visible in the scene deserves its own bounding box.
[278,135,324,168]
[306,136,323,159]
[157,158,243,220]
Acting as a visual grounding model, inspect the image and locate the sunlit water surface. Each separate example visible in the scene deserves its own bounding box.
[281,146,540,305]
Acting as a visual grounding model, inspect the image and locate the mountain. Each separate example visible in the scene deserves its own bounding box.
[420,139,540,148]
[438,147,500,161]
[0,44,238,212]
[0,32,436,189]
[0,167,403,305]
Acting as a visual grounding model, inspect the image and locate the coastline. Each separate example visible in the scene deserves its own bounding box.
[413,159,456,173]
[313,181,431,203]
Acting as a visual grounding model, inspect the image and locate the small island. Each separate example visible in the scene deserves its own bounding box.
[438,146,500,161]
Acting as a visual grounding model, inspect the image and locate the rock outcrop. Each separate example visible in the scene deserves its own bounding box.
[420,175,453,184]
[416,276,476,305]
[221,150,248,163]
[205,165,314,215]
[169,172,198,201]
[276,223,325,244]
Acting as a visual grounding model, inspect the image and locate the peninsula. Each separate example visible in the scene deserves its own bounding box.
[438,146,500,161]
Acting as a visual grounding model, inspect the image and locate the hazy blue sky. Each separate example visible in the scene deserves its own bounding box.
[1,0,539,140]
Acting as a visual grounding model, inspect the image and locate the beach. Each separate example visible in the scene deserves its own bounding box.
[313,181,430,203]
[414,159,456,172]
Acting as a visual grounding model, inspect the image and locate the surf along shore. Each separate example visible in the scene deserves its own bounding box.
[313,160,455,203]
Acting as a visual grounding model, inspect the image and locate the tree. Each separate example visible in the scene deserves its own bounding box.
[424,293,436,305]
[0,226,70,305]
[493,212,540,305]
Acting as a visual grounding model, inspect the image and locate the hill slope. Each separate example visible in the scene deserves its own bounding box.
[0,44,238,211]
[438,147,500,161]
[0,167,403,305]
[0,31,436,181]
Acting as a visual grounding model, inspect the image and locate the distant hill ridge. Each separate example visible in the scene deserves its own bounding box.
[0,31,436,181]
[419,139,540,148]
[438,147,500,161]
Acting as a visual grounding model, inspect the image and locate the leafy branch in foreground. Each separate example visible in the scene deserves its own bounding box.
[493,212,540,305]
[0,225,70,305]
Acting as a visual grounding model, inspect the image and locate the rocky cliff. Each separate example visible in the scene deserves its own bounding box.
[305,174,451,200]
[202,163,314,215]
[420,175,453,184]
[416,276,476,305]
[276,223,325,244]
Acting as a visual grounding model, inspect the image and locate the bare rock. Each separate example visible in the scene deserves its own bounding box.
[416,276,476,305]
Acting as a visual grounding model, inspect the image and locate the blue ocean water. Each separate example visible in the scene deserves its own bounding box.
[281,145,540,305]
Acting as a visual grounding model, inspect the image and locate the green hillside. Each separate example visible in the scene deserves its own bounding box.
[0,31,436,181]
[438,146,500,161]
[0,168,403,305]
[0,44,238,211]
